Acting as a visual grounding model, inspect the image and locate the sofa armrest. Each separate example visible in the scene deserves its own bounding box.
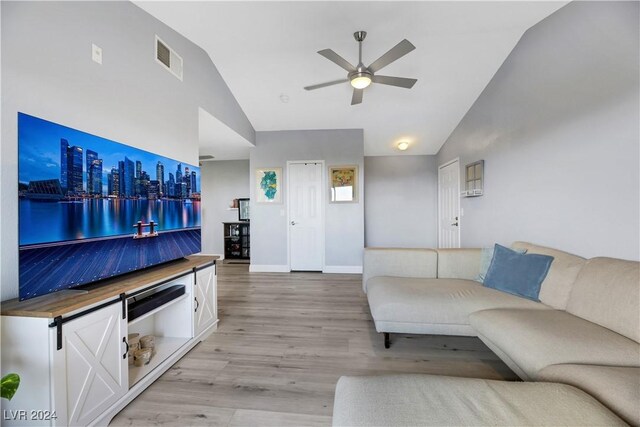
[363,248,437,293]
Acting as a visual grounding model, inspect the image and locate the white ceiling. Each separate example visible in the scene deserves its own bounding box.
[136,1,567,157]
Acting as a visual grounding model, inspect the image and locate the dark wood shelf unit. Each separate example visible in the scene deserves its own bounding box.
[223,222,250,261]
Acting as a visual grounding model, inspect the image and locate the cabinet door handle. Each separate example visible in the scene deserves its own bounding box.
[122,337,129,360]
[194,296,199,313]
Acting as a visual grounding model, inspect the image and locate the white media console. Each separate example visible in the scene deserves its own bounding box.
[1,255,218,426]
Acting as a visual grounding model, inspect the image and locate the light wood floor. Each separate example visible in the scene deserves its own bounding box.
[111,264,517,426]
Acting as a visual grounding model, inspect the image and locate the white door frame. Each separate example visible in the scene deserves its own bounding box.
[286,160,326,272]
[437,157,461,248]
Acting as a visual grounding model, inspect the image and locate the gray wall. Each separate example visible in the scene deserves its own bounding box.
[201,160,250,256]
[1,1,254,300]
[364,156,438,248]
[250,130,364,270]
[437,1,639,261]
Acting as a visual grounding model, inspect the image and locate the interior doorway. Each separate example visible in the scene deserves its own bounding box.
[287,161,325,271]
[438,158,461,248]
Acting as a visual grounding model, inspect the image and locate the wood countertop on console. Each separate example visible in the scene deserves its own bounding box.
[1,255,218,319]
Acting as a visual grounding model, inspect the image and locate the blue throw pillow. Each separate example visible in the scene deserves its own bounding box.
[476,246,527,283]
[483,244,554,301]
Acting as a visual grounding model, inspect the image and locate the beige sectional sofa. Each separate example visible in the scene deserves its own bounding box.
[333,242,640,425]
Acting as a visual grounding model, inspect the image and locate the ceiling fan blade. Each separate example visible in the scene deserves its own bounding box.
[368,39,416,73]
[318,49,356,72]
[351,89,363,105]
[304,78,349,91]
[372,75,417,89]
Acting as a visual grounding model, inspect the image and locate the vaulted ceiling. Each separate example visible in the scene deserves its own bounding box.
[136,1,567,158]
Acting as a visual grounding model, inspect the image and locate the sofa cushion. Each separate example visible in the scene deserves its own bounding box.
[566,257,640,343]
[332,374,625,426]
[470,309,640,380]
[537,364,640,425]
[435,248,481,280]
[363,248,437,293]
[512,242,586,310]
[367,277,548,334]
[483,244,554,301]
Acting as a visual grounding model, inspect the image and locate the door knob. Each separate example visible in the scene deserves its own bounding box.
[291,221,297,226]
[451,222,459,226]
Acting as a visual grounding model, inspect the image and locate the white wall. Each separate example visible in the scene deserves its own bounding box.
[250,130,364,271]
[1,1,254,300]
[364,155,438,248]
[201,160,250,256]
[437,1,639,260]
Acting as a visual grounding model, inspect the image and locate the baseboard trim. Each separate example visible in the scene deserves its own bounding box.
[249,264,290,273]
[323,265,363,274]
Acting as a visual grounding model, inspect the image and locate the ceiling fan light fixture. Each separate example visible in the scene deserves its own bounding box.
[350,73,372,89]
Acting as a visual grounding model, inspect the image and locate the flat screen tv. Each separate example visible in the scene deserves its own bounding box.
[18,113,201,300]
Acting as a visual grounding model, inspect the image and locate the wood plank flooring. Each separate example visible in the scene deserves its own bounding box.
[110,264,517,426]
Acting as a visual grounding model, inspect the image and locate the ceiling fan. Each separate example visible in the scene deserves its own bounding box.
[304,31,417,105]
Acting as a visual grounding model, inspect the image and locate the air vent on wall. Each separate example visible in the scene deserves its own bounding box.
[155,36,183,81]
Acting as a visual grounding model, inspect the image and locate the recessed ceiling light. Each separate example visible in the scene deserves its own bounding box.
[397,141,410,151]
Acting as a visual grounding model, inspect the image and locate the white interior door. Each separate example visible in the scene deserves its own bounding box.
[438,159,461,248]
[288,162,324,271]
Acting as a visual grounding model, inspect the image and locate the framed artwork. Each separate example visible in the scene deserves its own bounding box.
[329,165,358,203]
[255,167,282,203]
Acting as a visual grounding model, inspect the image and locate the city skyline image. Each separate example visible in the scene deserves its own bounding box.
[18,113,201,247]
[17,112,202,301]
[18,113,200,199]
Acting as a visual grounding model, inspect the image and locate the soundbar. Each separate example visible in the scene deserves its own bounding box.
[128,285,186,322]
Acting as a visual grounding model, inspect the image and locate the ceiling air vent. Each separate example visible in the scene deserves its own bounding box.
[155,36,183,81]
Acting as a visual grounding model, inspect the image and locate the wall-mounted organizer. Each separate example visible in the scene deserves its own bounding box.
[462,160,484,197]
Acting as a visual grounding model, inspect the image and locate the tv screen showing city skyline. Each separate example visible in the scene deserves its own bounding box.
[18,112,202,300]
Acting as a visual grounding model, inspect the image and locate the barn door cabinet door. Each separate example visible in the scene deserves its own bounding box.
[50,302,128,426]
[193,265,217,337]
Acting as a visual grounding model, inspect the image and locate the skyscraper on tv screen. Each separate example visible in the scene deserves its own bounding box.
[86,149,98,194]
[90,159,103,195]
[59,139,82,195]
[123,157,135,197]
[68,146,83,195]
[60,139,68,192]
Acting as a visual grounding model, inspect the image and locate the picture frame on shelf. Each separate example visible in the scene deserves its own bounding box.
[255,167,282,203]
[329,165,358,203]
[238,198,250,221]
